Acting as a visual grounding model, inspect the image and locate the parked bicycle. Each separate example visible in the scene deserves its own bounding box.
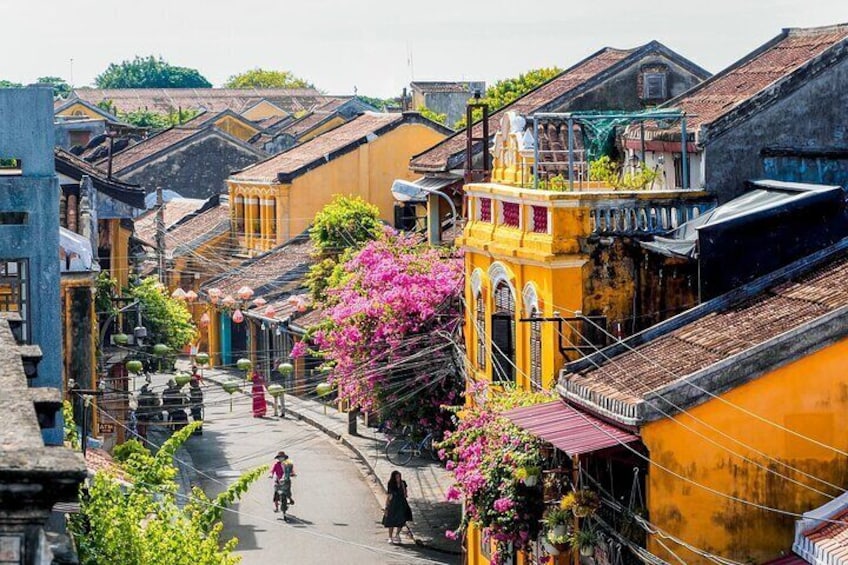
[385,429,438,466]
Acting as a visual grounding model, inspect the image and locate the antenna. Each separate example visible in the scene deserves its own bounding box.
[406,42,415,81]
[69,58,74,86]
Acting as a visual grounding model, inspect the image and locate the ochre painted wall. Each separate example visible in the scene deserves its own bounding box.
[241,101,288,122]
[110,221,132,290]
[641,337,848,564]
[57,102,105,120]
[298,116,346,142]
[214,116,260,142]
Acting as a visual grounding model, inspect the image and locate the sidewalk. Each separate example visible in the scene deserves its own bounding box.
[196,364,462,554]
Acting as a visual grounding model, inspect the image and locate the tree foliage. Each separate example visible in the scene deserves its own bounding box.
[306,196,382,301]
[454,67,562,129]
[36,76,71,98]
[224,68,313,89]
[95,56,211,89]
[416,105,449,128]
[129,277,197,350]
[70,422,264,565]
[0,79,22,88]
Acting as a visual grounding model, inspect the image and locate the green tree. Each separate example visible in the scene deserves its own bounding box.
[69,423,264,565]
[95,56,211,88]
[0,79,22,88]
[36,76,71,99]
[118,107,201,129]
[224,68,313,89]
[454,67,562,129]
[416,105,450,128]
[129,277,197,350]
[306,195,382,301]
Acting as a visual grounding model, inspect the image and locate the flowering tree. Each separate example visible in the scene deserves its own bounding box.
[439,387,554,564]
[298,230,464,434]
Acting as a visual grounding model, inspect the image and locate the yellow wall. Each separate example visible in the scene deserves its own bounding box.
[214,116,260,142]
[298,115,346,142]
[241,101,288,122]
[228,121,447,251]
[57,101,105,120]
[111,220,132,290]
[641,337,848,564]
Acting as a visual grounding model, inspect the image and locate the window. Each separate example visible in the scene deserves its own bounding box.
[475,292,486,370]
[529,308,542,390]
[491,282,515,383]
[673,154,683,188]
[0,260,29,341]
[643,72,667,100]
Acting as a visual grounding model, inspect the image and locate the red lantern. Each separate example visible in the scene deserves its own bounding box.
[263,305,276,318]
[222,295,236,308]
[185,290,198,302]
[207,287,222,304]
[232,309,244,324]
[253,297,267,307]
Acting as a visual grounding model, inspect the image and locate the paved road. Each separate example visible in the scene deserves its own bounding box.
[179,380,455,565]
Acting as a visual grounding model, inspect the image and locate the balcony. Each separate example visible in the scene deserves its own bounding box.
[457,110,715,261]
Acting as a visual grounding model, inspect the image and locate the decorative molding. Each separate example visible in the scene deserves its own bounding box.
[522,283,540,316]
[487,262,515,298]
[470,268,484,296]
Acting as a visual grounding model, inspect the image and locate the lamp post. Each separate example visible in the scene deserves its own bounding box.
[391,180,457,246]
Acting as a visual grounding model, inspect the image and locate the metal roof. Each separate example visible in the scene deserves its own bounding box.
[503,401,639,456]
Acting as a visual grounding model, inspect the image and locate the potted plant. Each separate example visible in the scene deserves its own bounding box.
[546,530,570,553]
[570,525,599,557]
[572,489,600,518]
[542,506,570,538]
[515,465,541,487]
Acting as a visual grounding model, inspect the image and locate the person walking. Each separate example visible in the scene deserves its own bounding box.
[189,377,203,435]
[382,470,413,544]
[251,372,267,418]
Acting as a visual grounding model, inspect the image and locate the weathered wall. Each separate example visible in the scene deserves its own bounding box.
[704,55,848,202]
[121,135,264,199]
[0,87,63,444]
[415,82,485,128]
[642,337,848,564]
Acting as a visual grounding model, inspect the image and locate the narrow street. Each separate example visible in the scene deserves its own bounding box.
[178,379,455,565]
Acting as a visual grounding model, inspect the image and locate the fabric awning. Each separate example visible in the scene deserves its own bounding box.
[504,401,639,456]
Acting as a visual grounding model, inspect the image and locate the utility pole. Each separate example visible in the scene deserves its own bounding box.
[155,186,166,285]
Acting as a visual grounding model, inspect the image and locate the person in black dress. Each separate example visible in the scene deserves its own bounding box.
[382,470,413,544]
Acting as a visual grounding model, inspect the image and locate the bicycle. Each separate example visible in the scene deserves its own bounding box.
[385,430,439,466]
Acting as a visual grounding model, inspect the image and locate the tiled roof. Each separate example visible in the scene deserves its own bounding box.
[202,235,315,297]
[279,110,346,138]
[290,307,325,330]
[564,250,848,407]
[165,202,231,258]
[232,112,404,183]
[410,47,635,171]
[71,88,330,115]
[411,81,477,93]
[54,148,146,209]
[661,24,848,134]
[105,127,199,173]
[134,198,206,246]
[85,448,130,483]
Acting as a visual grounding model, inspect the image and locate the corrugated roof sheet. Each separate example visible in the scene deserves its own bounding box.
[504,401,639,455]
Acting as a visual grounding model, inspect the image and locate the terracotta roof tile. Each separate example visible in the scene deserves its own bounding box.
[105,127,199,173]
[290,307,325,330]
[72,88,330,115]
[410,48,634,171]
[663,25,848,133]
[280,110,346,138]
[232,112,403,183]
[568,253,848,404]
[134,198,207,246]
[202,236,315,297]
[165,202,231,257]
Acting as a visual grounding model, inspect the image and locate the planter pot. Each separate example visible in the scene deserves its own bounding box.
[580,545,595,557]
[542,540,560,556]
[553,542,569,553]
[552,525,567,537]
[523,475,539,487]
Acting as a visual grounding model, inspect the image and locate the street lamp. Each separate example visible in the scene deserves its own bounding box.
[391,179,457,246]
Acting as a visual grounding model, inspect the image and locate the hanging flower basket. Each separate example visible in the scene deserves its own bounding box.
[580,545,595,557]
[542,539,560,556]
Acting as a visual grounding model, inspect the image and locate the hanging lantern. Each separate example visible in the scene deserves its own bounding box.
[207,287,222,304]
[195,352,210,366]
[113,333,129,345]
[252,297,267,307]
[152,343,169,356]
[222,379,240,411]
[278,362,294,376]
[222,295,236,308]
[199,312,211,327]
[232,309,244,324]
[126,360,143,374]
[237,286,254,301]
[171,287,187,300]
[263,305,276,318]
[315,382,333,397]
[174,372,192,387]
[236,358,252,372]
[185,290,198,302]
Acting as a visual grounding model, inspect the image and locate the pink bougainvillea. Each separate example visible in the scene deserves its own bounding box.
[305,231,464,435]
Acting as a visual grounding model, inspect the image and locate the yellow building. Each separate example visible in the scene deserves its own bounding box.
[459,111,713,393]
[228,112,451,253]
[182,109,262,142]
[557,241,848,564]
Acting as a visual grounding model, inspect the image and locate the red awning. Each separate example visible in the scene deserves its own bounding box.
[504,401,639,456]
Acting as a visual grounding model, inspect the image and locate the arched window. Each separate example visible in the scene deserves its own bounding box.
[529,307,542,390]
[491,281,515,383]
[475,291,486,370]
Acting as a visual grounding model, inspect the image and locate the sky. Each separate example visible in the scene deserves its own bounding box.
[1,0,846,98]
